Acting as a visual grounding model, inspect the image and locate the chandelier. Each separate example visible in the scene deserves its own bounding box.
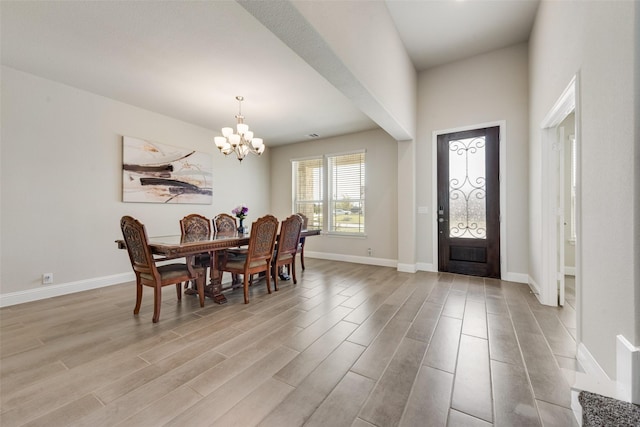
[214,96,265,162]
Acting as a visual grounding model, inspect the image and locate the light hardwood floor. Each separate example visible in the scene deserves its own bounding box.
[1,260,580,426]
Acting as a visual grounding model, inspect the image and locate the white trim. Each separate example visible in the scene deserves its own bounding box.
[616,335,640,404]
[528,275,542,301]
[539,74,581,309]
[290,154,323,162]
[431,120,507,278]
[570,337,639,423]
[502,272,529,284]
[564,266,576,276]
[0,272,135,307]
[304,251,397,268]
[416,262,437,272]
[577,342,611,382]
[397,263,417,273]
[324,148,366,158]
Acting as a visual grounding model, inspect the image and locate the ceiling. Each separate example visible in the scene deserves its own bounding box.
[1,0,539,147]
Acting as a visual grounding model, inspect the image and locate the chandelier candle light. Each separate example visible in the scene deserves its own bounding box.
[214,96,265,162]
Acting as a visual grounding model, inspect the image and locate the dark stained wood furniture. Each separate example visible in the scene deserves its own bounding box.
[217,215,279,304]
[120,215,205,323]
[213,213,237,235]
[180,213,212,265]
[296,213,309,270]
[272,214,303,290]
[180,213,213,292]
[213,213,244,285]
[180,213,212,237]
[117,227,320,304]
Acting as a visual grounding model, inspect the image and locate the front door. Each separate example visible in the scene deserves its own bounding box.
[437,126,500,278]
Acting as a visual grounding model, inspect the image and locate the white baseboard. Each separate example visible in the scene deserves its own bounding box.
[571,342,615,424]
[397,263,417,273]
[569,336,640,424]
[0,272,134,308]
[502,272,529,284]
[527,276,543,302]
[577,342,612,385]
[416,262,436,272]
[304,251,397,268]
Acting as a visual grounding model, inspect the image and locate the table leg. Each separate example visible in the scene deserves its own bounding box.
[184,255,199,296]
[207,250,227,304]
[196,272,205,307]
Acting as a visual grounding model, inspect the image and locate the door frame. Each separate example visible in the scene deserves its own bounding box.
[432,120,507,279]
[539,74,581,313]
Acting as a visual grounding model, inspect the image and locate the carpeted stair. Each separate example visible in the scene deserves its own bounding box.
[579,391,640,426]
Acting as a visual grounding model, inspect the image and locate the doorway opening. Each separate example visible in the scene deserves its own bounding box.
[539,74,581,320]
[436,126,501,278]
[432,121,506,279]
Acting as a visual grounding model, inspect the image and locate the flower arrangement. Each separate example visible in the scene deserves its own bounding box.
[232,205,249,220]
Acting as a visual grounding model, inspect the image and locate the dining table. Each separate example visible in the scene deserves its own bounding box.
[116,228,321,304]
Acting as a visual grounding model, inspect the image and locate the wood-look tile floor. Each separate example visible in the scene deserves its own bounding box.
[0,260,580,426]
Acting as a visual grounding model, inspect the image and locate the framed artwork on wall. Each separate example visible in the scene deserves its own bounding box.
[122,136,212,204]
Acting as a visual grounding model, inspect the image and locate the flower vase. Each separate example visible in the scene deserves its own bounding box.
[237,218,245,234]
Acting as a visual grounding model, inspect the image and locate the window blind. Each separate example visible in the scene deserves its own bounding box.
[328,152,365,234]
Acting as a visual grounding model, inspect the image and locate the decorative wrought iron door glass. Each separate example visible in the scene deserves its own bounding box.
[448,136,487,239]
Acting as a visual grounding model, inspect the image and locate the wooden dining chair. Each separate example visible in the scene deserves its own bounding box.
[180,213,212,265]
[180,213,212,238]
[213,213,238,236]
[213,213,244,285]
[295,213,309,270]
[180,213,212,290]
[272,214,303,291]
[120,216,205,323]
[218,214,278,304]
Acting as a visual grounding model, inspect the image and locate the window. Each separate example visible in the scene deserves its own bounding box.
[292,157,323,229]
[292,151,365,235]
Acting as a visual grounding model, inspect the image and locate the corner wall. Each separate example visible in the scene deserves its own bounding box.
[529,0,638,379]
[416,43,530,280]
[269,128,398,264]
[0,67,271,303]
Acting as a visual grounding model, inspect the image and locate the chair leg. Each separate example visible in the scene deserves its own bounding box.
[265,265,272,294]
[243,273,249,304]
[291,260,297,285]
[196,274,205,307]
[134,281,143,315]
[152,285,162,323]
[272,263,278,291]
[300,247,305,270]
[176,283,182,300]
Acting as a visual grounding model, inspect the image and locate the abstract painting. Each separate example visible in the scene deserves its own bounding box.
[122,136,212,204]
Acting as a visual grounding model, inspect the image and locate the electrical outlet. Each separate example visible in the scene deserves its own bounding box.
[42,273,54,284]
[367,248,372,256]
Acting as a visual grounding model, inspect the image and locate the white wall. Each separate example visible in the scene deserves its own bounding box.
[0,67,271,301]
[291,0,417,141]
[241,0,417,270]
[416,43,530,279]
[529,0,638,378]
[270,128,398,263]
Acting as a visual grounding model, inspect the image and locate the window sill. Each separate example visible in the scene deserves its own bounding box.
[325,232,367,239]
